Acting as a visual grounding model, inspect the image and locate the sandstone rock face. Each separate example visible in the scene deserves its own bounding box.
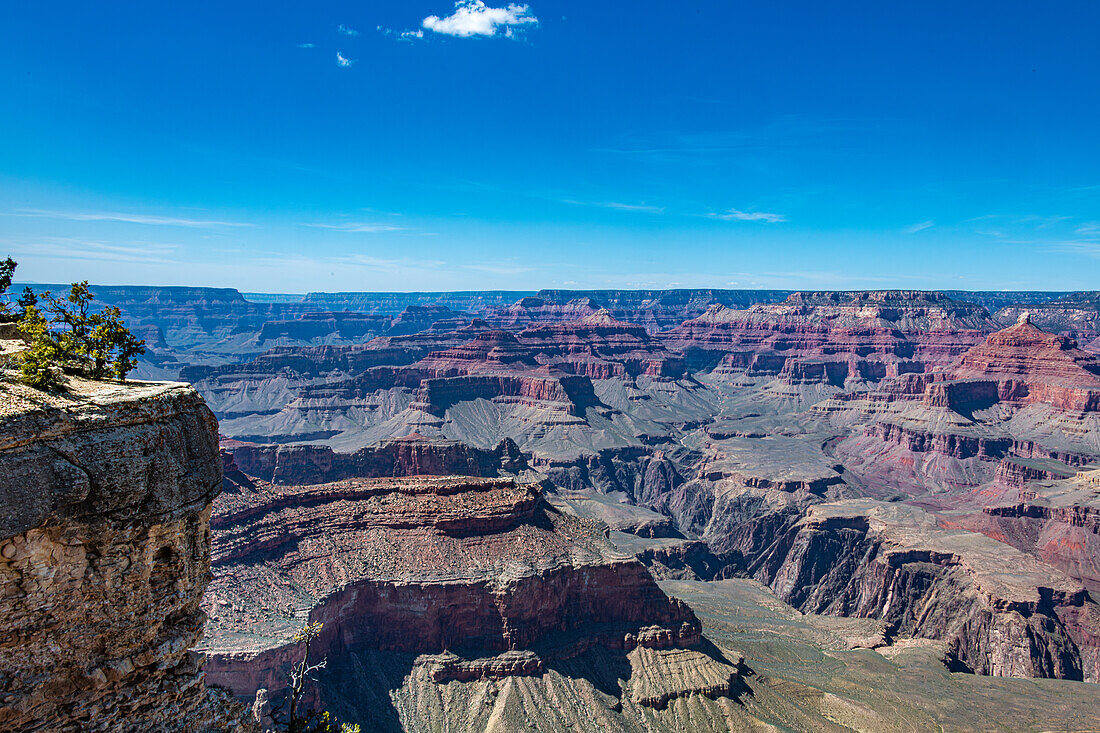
[0,379,255,733]
[79,284,1100,703]
[717,498,1100,682]
[661,290,991,381]
[224,433,527,485]
[482,295,601,329]
[994,292,1100,349]
[943,316,1100,412]
[980,468,1100,594]
[201,475,726,722]
[534,288,792,331]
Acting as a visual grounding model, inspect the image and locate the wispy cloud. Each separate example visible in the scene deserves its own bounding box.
[464,263,535,275]
[2,236,180,265]
[338,24,360,36]
[298,42,315,49]
[963,213,1074,230]
[377,26,426,40]
[306,221,407,233]
[708,208,786,223]
[9,208,251,228]
[560,198,664,213]
[336,52,356,68]
[422,1,537,38]
[1051,241,1100,258]
[592,116,879,165]
[960,213,1100,261]
[903,220,934,234]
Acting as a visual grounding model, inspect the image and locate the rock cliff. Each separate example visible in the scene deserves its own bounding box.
[0,378,255,732]
[943,314,1100,412]
[201,474,740,726]
[747,500,1100,682]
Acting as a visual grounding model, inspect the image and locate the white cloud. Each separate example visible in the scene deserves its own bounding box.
[903,220,934,234]
[9,208,251,228]
[298,42,315,49]
[336,52,356,68]
[378,26,427,41]
[338,24,360,36]
[601,202,663,213]
[709,208,786,223]
[422,1,537,38]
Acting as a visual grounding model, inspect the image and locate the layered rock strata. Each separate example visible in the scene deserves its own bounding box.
[201,475,735,721]
[0,379,254,733]
[223,433,527,485]
[661,290,991,380]
[746,500,1100,682]
[937,314,1100,412]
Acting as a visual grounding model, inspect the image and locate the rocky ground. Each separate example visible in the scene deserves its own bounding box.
[200,474,723,729]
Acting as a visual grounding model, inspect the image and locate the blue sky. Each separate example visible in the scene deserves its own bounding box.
[2,1,1099,292]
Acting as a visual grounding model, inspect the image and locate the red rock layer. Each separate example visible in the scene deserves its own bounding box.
[202,476,702,704]
[224,434,525,485]
[939,315,1100,412]
[660,291,991,383]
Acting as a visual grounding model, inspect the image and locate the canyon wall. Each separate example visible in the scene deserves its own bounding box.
[0,380,255,733]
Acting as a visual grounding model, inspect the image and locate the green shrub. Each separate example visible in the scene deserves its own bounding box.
[1,260,147,390]
[270,623,360,733]
[17,305,60,390]
[0,257,16,323]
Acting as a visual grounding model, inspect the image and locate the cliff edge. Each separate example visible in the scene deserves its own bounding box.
[0,377,256,732]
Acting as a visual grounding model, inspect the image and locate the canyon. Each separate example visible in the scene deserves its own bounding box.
[7,285,1100,731]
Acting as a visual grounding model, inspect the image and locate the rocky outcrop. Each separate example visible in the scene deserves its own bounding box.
[977,468,1100,592]
[483,296,601,329]
[0,379,255,733]
[993,292,1100,347]
[744,500,1100,682]
[411,372,602,416]
[514,310,688,379]
[943,314,1100,412]
[201,474,725,721]
[409,312,688,381]
[831,415,1098,497]
[661,291,991,381]
[535,288,791,331]
[224,434,527,485]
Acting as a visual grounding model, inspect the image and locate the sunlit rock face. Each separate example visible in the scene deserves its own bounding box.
[201,475,724,722]
[941,314,1100,412]
[0,379,255,733]
[660,290,994,382]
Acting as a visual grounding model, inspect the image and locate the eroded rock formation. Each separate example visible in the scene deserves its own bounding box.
[201,474,741,725]
[0,379,255,732]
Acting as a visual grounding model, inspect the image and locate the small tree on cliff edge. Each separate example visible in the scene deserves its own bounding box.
[0,256,16,322]
[17,286,38,310]
[1,262,147,390]
[271,622,360,733]
[46,284,145,380]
